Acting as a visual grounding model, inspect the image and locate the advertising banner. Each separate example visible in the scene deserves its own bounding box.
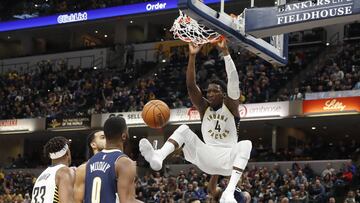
[0,118,45,133]
[303,96,360,114]
[0,0,226,32]
[46,117,91,129]
[245,0,360,37]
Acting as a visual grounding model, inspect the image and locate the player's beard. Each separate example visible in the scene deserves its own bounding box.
[123,139,132,156]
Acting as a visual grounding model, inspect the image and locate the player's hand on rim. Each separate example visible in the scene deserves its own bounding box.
[189,43,203,55]
[216,37,230,56]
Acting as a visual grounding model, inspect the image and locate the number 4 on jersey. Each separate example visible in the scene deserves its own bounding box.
[215,120,221,132]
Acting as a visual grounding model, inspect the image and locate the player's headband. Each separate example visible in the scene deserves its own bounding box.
[49,144,69,159]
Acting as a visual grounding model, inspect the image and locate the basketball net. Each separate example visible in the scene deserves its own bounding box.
[170,10,222,46]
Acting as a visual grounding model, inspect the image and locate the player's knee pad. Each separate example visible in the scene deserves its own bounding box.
[236,140,252,159]
[169,124,190,146]
[176,124,190,134]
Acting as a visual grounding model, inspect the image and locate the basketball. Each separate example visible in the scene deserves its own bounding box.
[141,100,170,129]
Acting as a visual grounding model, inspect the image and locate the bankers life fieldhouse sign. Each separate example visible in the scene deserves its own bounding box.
[245,0,360,37]
[276,0,356,25]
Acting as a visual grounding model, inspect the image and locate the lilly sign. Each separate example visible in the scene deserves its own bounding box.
[0,0,227,32]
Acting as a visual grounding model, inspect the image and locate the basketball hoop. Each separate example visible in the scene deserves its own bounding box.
[170,10,222,46]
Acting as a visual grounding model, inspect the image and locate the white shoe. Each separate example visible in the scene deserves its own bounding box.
[220,190,237,203]
[139,138,163,171]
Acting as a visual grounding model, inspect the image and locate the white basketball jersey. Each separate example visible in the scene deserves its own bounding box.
[31,164,65,203]
[201,103,238,147]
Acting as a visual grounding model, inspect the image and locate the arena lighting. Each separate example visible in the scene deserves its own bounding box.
[0,0,227,32]
[306,111,359,117]
[0,129,30,134]
[127,124,148,128]
[170,120,201,125]
[238,115,283,121]
[48,127,90,131]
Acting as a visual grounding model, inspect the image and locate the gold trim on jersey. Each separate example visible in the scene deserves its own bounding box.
[222,103,233,116]
[220,103,241,138]
[53,186,59,203]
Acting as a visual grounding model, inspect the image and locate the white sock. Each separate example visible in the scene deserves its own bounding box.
[226,169,243,194]
[157,142,175,161]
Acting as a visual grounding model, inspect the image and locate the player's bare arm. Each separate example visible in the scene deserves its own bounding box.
[187,43,209,118]
[74,163,86,203]
[216,39,240,117]
[208,175,222,199]
[56,166,75,203]
[116,157,143,203]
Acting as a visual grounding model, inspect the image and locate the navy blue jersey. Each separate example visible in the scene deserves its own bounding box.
[85,149,125,203]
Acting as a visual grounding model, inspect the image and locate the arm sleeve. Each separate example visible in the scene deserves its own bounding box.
[224,55,240,100]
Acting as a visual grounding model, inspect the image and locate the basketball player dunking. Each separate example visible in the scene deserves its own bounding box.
[83,117,142,203]
[139,39,252,203]
[74,130,106,203]
[31,136,75,203]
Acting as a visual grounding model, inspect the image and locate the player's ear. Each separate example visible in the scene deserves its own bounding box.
[66,150,71,158]
[90,141,96,149]
[121,132,127,141]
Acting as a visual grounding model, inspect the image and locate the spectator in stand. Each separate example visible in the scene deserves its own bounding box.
[328,197,336,203]
[298,184,309,203]
[309,179,326,203]
[344,190,356,203]
[184,183,197,201]
[303,164,315,181]
[346,161,357,176]
[323,173,334,200]
[341,167,353,184]
[322,163,336,178]
[356,190,360,203]
[290,87,303,100]
[192,181,206,201]
[295,170,308,188]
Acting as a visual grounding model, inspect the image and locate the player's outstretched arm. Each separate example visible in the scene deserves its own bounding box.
[187,43,208,117]
[74,163,86,203]
[116,157,143,203]
[216,39,240,117]
[56,166,75,203]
